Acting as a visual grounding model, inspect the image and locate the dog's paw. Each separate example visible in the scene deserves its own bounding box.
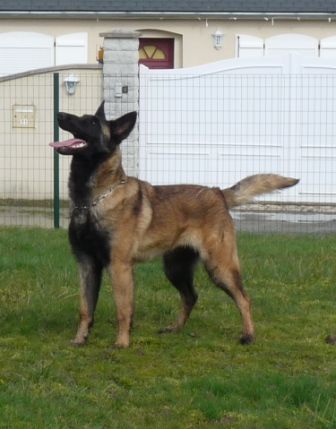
[70,338,87,347]
[114,337,130,349]
[326,335,336,345]
[239,334,255,345]
[113,342,130,349]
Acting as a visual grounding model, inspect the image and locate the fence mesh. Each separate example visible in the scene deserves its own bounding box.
[1,69,336,233]
[0,69,102,228]
[139,72,336,234]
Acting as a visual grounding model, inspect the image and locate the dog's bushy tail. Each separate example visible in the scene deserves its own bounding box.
[223,174,299,208]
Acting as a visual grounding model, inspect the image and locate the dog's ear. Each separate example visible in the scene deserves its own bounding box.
[110,111,137,142]
[95,101,106,120]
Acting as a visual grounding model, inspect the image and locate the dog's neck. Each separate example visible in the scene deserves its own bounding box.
[93,148,126,196]
[69,147,126,209]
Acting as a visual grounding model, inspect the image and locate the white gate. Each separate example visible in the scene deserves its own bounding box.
[139,54,336,204]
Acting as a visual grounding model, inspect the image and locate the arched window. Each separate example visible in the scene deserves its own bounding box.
[139,45,166,61]
[139,38,174,69]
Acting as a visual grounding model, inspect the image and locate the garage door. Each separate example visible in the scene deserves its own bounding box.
[55,33,88,65]
[0,32,54,76]
[0,32,88,76]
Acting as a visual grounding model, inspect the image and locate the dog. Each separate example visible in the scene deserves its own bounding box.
[50,102,298,348]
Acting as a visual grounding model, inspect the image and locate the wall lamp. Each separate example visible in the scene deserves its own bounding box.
[64,74,80,95]
[212,29,225,50]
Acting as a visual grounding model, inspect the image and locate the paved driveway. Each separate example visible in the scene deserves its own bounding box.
[1,204,336,234]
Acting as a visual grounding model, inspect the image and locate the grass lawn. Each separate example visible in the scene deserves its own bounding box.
[1,228,336,428]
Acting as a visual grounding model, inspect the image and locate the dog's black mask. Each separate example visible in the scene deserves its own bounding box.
[50,102,137,158]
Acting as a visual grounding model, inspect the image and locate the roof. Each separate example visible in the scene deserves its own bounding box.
[0,0,335,15]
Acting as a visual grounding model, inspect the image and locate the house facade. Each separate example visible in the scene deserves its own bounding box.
[0,1,336,75]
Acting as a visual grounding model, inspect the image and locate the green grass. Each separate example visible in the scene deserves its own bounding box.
[1,228,336,428]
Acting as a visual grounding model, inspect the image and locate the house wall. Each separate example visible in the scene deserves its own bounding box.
[1,18,336,67]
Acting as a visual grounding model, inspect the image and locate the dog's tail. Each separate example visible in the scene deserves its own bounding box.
[223,174,299,208]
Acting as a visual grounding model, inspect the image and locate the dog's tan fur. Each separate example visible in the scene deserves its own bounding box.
[53,106,298,348]
[73,146,298,348]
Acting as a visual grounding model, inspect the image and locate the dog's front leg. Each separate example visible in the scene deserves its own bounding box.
[109,260,134,348]
[72,256,103,346]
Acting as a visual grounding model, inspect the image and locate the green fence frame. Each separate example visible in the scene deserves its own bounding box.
[53,73,60,228]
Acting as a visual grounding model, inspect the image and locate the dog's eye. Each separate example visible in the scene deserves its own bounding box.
[91,119,97,126]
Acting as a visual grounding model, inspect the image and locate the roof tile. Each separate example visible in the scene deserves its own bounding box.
[0,0,335,13]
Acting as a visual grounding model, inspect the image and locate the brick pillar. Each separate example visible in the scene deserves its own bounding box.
[100,30,140,177]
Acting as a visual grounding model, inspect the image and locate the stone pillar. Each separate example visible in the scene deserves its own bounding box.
[100,30,140,177]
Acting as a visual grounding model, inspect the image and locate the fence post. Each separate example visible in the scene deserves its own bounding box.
[100,30,140,177]
[53,73,60,228]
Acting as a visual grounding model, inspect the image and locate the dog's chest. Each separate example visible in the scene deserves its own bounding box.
[69,209,111,266]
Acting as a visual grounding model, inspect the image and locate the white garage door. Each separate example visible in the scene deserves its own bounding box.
[0,32,88,76]
[265,34,319,57]
[320,36,336,59]
[0,32,54,76]
[55,32,88,65]
[237,33,336,59]
[237,35,264,58]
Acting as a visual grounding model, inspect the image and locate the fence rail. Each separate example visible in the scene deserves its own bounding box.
[1,67,336,233]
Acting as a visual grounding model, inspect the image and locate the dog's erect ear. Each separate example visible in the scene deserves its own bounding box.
[110,111,137,142]
[95,101,106,120]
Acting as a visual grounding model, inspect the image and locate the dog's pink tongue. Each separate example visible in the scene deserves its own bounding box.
[49,138,85,148]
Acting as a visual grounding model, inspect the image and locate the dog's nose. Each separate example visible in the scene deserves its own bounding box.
[57,112,66,122]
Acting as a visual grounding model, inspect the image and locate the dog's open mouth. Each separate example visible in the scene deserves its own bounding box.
[49,138,88,152]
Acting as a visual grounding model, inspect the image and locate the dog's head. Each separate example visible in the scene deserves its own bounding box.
[50,102,137,157]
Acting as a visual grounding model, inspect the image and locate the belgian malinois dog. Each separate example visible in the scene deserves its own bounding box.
[50,102,298,348]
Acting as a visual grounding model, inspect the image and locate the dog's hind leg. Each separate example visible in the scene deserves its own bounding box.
[203,239,255,345]
[160,246,199,333]
[72,256,103,346]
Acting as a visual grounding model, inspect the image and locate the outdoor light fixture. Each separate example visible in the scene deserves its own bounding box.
[64,74,80,95]
[212,29,224,50]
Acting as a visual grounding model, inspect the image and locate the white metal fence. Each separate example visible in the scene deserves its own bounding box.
[139,55,336,205]
[2,55,336,232]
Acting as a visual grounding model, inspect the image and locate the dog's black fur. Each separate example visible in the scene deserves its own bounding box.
[57,105,137,270]
[52,102,298,348]
[55,105,137,341]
